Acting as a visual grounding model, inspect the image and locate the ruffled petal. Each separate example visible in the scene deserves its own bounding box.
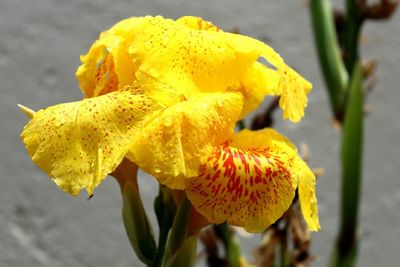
[294,157,320,231]
[131,16,311,120]
[221,33,312,122]
[76,15,311,122]
[127,16,256,105]
[176,16,221,32]
[20,90,160,196]
[186,129,299,232]
[127,92,243,190]
[234,62,279,117]
[76,27,138,97]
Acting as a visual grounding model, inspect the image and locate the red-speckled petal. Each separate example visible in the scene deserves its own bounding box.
[20,90,160,196]
[127,91,243,190]
[186,129,298,233]
[76,32,137,98]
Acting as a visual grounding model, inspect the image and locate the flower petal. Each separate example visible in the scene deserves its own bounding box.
[234,62,279,117]
[20,90,160,196]
[76,15,311,122]
[127,92,243,190]
[294,157,321,231]
[128,16,256,104]
[76,27,138,97]
[176,16,221,32]
[221,33,312,122]
[186,129,298,232]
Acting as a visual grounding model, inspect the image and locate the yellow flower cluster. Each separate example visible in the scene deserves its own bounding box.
[20,16,319,232]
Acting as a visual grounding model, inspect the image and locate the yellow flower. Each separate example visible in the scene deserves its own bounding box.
[20,16,319,232]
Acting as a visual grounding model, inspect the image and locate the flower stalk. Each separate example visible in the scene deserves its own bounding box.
[113,159,157,266]
[311,1,364,265]
[310,0,348,120]
[163,195,197,267]
[332,64,364,267]
[310,0,397,266]
[153,186,177,267]
[343,0,363,73]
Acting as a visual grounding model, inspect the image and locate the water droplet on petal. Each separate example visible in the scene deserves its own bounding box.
[163,116,173,127]
[175,106,183,113]
[144,40,152,49]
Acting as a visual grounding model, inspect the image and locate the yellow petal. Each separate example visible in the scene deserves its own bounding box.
[126,16,257,104]
[127,92,243,190]
[232,62,279,117]
[20,90,160,196]
[76,28,137,98]
[278,71,312,123]
[239,256,257,267]
[221,33,312,122]
[133,16,311,120]
[176,16,221,32]
[76,15,311,122]
[186,129,298,233]
[294,157,321,231]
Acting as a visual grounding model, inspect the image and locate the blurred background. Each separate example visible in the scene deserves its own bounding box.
[0,0,399,266]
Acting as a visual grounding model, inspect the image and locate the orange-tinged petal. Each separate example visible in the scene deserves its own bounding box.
[127,92,244,190]
[20,90,160,196]
[186,129,298,232]
[76,29,137,98]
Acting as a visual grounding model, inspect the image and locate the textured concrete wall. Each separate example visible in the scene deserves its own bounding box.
[1,0,399,266]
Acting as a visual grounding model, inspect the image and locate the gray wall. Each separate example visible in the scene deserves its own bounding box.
[1,0,399,266]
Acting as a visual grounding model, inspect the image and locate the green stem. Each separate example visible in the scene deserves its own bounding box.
[279,233,289,267]
[153,186,176,267]
[162,194,197,267]
[344,0,363,73]
[167,195,191,254]
[331,64,364,267]
[215,223,241,267]
[310,0,349,119]
[121,181,157,266]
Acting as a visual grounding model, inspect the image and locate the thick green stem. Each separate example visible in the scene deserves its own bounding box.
[344,0,363,73]
[154,186,177,267]
[121,182,157,266]
[163,195,197,267]
[114,159,157,266]
[310,0,349,119]
[331,64,364,267]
